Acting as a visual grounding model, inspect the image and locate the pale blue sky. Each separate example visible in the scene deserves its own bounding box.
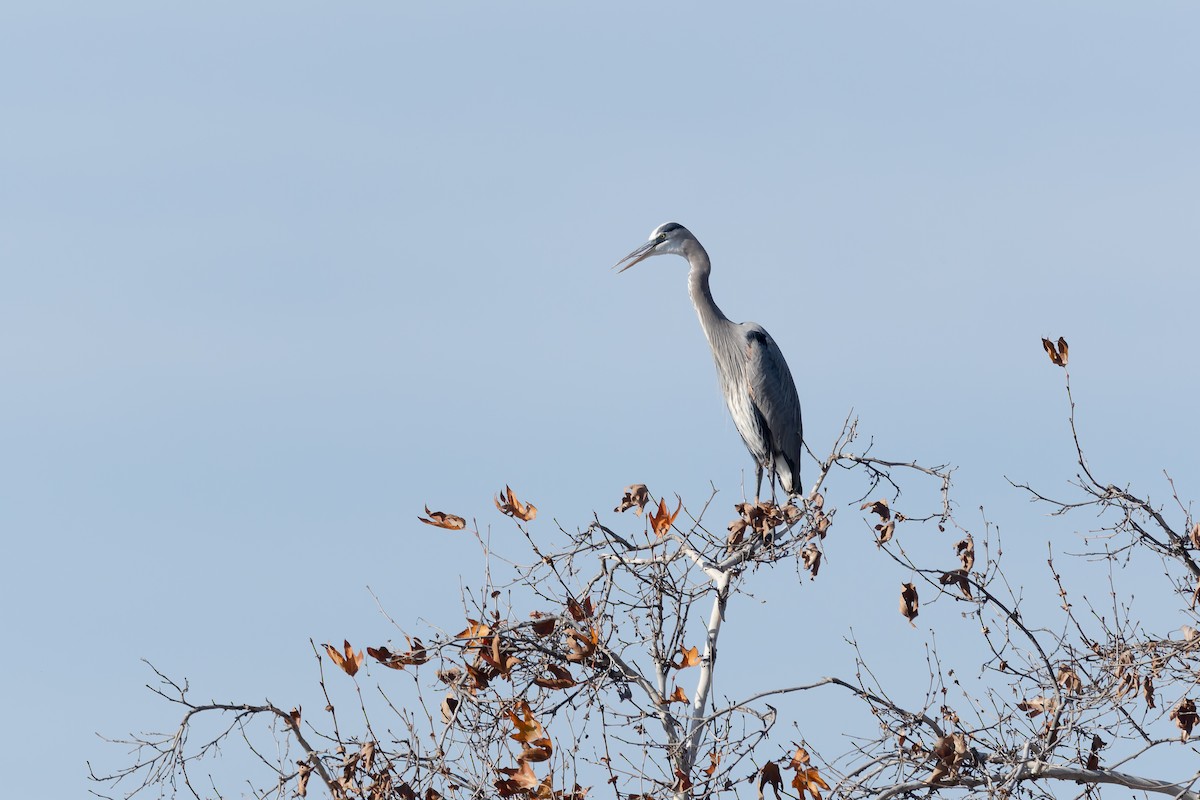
[2,3,1198,795]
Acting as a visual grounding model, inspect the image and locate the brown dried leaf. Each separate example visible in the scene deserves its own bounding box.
[875,518,895,546]
[727,517,748,551]
[495,485,537,522]
[465,662,494,692]
[1016,696,1056,718]
[1191,522,1200,550]
[1085,734,1104,770]
[325,640,364,677]
[614,484,650,515]
[757,762,783,800]
[480,633,519,678]
[533,664,576,691]
[367,636,428,670]
[649,496,683,537]
[900,583,919,626]
[955,535,975,572]
[530,612,556,638]
[567,595,594,622]
[456,619,493,648]
[288,706,302,729]
[521,737,554,762]
[810,510,831,540]
[787,747,811,769]
[419,506,466,530]
[1057,664,1082,693]
[704,751,721,776]
[554,785,589,800]
[938,569,972,599]
[508,699,546,743]
[440,692,459,724]
[1182,625,1200,642]
[297,762,313,797]
[496,761,540,796]
[792,767,829,800]
[1042,336,1068,367]
[927,733,968,783]
[666,685,689,704]
[674,769,693,792]
[1170,698,1197,741]
[861,499,890,521]
[565,627,599,663]
[1142,675,1156,709]
[673,645,701,669]
[801,544,822,578]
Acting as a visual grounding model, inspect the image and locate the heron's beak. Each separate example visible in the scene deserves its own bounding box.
[613,240,657,273]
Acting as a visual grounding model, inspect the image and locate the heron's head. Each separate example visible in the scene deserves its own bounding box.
[614,222,695,272]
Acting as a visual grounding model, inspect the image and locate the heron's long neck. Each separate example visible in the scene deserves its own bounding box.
[686,245,731,342]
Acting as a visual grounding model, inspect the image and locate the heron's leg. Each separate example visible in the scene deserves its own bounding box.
[754,465,764,503]
[769,463,778,504]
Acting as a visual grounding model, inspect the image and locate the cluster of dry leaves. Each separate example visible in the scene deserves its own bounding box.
[757,747,829,800]
[419,486,538,532]
[1041,336,1069,367]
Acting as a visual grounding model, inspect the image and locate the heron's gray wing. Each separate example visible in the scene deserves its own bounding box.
[742,323,803,493]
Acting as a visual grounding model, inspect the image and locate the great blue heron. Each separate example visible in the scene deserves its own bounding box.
[615,222,804,501]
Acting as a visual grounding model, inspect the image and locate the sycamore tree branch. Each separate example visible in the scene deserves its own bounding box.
[700,676,945,740]
[870,757,1200,800]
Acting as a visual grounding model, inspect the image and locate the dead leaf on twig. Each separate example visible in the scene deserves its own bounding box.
[666,685,689,704]
[861,499,890,521]
[938,569,971,599]
[614,484,650,515]
[495,761,539,796]
[367,636,428,670]
[900,583,919,626]
[1017,696,1058,719]
[757,762,783,800]
[297,762,313,796]
[875,518,895,547]
[727,517,749,551]
[673,769,693,792]
[495,485,537,521]
[1056,664,1082,694]
[1170,697,1197,741]
[567,595,594,622]
[419,506,466,530]
[784,747,829,800]
[325,640,364,677]
[955,536,974,571]
[672,645,701,669]
[1041,336,1069,367]
[927,733,968,783]
[1085,734,1105,770]
[529,612,556,638]
[533,664,576,690]
[801,544,821,578]
[649,497,682,537]
[440,692,459,724]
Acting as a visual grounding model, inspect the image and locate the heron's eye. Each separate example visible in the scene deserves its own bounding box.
[657,234,667,243]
